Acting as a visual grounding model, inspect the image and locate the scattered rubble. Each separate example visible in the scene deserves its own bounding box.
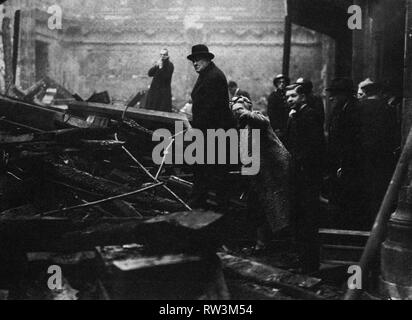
[0,78,350,300]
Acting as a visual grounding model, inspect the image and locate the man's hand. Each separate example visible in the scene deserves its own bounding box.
[153,60,162,68]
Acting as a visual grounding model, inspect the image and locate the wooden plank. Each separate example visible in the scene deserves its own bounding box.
[321,260,358,266]
[0,128,114,146]
[322,244,365,251]
[0,210,224,252]
[0,95,64,131]
[67,101,188,126]
[95,245,217,300]
[319,229,370,237]
[0,96,110,131]
[218,253,324,300]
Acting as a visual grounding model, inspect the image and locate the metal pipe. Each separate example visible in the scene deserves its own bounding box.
[154,138,174,180]
[39,182,163,217]
[12,10,20,85]
[282,14,292,77]
[154,129,187,180]
[114,132,191,211]
[119,144,192,211]
[0,117,45,133]
[344,127,412,300]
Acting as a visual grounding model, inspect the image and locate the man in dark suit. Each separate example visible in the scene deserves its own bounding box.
[187,44,236,210]
[357,80,396,229]
[267,74,290,142]
[326,78,363,228]
[145,48,174,112]
[285,83,325,273]
[295,77,325,127]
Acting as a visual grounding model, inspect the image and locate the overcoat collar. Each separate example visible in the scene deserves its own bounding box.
[191,62,215,96]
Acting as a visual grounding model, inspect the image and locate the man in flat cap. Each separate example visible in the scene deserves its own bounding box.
[267,74,290,142]
[187,44,236,210]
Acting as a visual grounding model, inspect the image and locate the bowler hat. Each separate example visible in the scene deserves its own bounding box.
[326,78,354,94]
[187,44,215,61]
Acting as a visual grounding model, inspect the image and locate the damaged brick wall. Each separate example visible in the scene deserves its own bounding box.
[6,0,332,105]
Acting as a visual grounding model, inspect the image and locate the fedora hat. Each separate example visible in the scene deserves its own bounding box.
[187,44,215,61]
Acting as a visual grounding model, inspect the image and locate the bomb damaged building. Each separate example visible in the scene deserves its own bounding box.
[0,0,410,301]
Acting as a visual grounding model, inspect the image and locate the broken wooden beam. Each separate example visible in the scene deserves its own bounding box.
[0,210,224,252]
[95,244,225,300]
[23,77,75,103]
[67,100,189,128]
[0,95,65,131]
[125,90,146,108]
[44,162,184,212]
[87,91,110,104]
[218,253,324,300]
[0,127,115,146]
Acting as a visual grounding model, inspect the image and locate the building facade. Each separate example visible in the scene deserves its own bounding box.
[3,0,331,105]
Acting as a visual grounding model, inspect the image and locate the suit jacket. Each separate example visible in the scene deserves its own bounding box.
[145,59,174,112]
[308,94,325,126]
[328,97,361,172]
[267,90,289,139]
[359,98,395,158]
[191,62,235,131]
[286,103,325,184]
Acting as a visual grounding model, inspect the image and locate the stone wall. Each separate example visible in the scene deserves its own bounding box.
[6,0,331,106]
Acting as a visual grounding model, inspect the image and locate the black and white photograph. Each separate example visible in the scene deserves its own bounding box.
[0,0,410,305]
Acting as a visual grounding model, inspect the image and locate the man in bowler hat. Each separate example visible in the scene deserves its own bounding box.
[187,44,236,210]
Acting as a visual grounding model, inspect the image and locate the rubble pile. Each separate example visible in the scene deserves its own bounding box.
[0,78,233,299]
[0,78,345,300]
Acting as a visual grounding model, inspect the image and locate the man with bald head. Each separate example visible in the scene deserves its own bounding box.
[145,48,174,112]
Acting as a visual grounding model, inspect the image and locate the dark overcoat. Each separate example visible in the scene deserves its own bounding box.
[286,104,325,184]
[267,90,289,139]
[191,62,235,131]
[358,98,397,227]
[327,98,363,207]
[145,59,174,112]
[189,62,235,209]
